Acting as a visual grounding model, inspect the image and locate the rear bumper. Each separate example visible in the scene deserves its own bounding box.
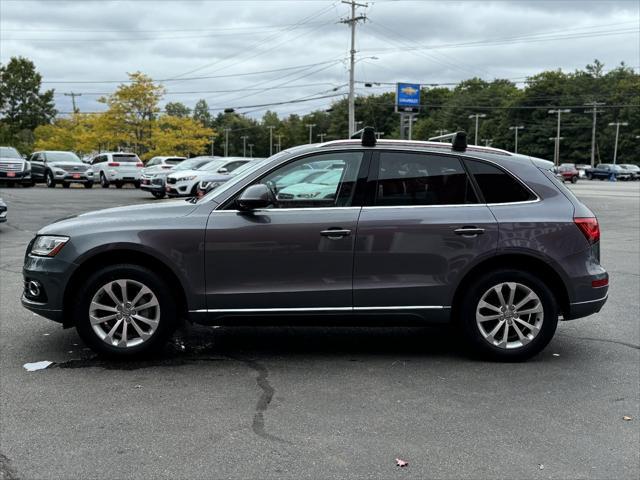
[564,291,608,320]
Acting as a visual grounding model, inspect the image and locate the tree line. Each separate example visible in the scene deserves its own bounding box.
[1,56,638,163]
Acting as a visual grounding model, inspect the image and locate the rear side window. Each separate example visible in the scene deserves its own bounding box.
[465,159,534,204]
[375,152,478,206]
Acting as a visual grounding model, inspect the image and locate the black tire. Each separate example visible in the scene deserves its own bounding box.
[134,181,141,189]
[100,173,110,188]
[571,175,578,183]
[457,269,558,362]
[586,173,592,180]
[62,182,70,188]
[115,182,123,189]
[45,171,56,188]
[73,264,177,358]
[151,191,165,199]
[84,182,94,189]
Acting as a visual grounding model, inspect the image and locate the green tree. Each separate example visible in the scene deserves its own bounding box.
[193,99,212,127]
[0,56,56,151]
[165,102,191,118]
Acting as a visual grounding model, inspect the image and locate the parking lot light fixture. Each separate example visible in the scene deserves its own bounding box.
[608,122,628,164]
[468,114,487,145]
[509,126,525,153]
[549,109,571,165]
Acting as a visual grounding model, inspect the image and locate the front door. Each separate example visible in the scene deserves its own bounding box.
[205,151,368,312]
[353,151,499,309]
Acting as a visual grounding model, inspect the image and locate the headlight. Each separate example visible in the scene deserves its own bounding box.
[208,182,224,190]
[86,170,94,176]
[176,175,196,182]
[30,235,69,257]
[54,169,66,175]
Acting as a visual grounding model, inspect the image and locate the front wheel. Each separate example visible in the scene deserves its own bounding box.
[46,171,56,188]
[100,173,110,188]
[84,182,94,189]
[151,191,165,199]
[458,269,558,361]
[62,182,70,189]
[73,264,177,358]
[115,182,123,189]
[586,173,593,180]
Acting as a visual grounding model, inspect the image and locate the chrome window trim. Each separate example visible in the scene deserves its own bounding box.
[213,207,362,213]
[192,305,449,313]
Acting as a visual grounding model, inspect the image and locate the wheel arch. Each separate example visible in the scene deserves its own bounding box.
[63,248,189,328]
[451,253,570,319]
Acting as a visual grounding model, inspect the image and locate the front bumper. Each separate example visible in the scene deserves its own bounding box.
[22,253,74,325]
[54,172,94,183]
[0,209,7,223]
[0,171,32,183]
[165,184,192,197]
[140,177,165,193]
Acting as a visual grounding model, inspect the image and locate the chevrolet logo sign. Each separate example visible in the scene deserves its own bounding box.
[401,86,418,96]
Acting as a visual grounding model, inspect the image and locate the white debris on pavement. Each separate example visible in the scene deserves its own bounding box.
[23,361,54,371]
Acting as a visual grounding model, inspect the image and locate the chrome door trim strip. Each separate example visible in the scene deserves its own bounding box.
[191,305,449,313]
[215,207,362,213]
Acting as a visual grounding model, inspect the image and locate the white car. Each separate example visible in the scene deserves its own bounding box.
[142,156,186,174]
[141,156,212,199]
[89,152,144,188]
[165,157,251,197]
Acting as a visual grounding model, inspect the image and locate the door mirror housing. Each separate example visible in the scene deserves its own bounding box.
[218,167,228,174]
[236,184,275,210]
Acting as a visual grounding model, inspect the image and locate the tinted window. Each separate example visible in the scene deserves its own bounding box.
[465,159,534,204]
[375,153,478,206]
[260,152,363,208]
[112,154,140,162]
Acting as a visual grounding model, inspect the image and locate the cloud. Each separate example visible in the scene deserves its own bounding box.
[1,0,637,117]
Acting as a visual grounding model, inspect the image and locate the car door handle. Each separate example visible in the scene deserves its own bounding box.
[454,227,485,237]
[320,228,352,239]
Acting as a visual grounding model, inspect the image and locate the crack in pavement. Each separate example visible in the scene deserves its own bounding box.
[558,333,640,350]
[227,355,291,445]
[0,453,19,480]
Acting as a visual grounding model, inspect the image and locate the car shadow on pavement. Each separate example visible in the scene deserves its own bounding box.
[53,324,462,370]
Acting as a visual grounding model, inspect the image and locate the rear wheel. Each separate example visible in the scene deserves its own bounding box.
[458,269,558,361]
[571,175,578,183]
[73,264,177,358]
[100,173,110,188]
[45,171,56,188]
[586,173,593,180]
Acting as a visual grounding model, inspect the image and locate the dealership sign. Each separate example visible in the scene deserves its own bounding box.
[396,83,421,112]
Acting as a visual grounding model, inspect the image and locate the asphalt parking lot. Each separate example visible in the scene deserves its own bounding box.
[0,181,638,480]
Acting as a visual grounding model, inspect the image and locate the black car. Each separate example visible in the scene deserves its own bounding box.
[585,163,632,181]
[29,151,95,188]
[0,197,7,223]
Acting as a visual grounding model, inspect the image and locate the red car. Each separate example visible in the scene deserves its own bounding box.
[557,165,579,183]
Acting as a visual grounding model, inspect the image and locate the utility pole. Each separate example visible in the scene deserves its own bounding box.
[318,133,327,142]
[608,122,628,164]
[509,125,524,153]
[548,109,571,166]
[482,138,493,147]
[224,128,230,157]
[240,136,249,157]
[248,144,254,158]
[267,126,275,156]
[585,101,605,167]
[276,134,283,153]
[468,113,487,145]
[306,123,317,144]
[64,92,82,113]
[340,0,367,137]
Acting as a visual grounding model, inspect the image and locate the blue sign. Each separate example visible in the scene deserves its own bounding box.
[396,83,421,110]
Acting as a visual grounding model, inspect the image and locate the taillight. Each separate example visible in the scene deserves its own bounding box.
[592,278,608,288]
[136,162,144,167]
[574,217,600,244]
[108,162,120,167]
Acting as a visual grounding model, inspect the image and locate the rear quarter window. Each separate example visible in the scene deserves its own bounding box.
[465,159,535,204]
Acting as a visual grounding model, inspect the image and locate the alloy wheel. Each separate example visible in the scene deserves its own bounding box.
[89,279,160,348]
[475,282,544,350]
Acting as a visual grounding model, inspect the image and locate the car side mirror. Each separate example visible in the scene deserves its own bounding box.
[218,167,228,174]
[236,184,274,211]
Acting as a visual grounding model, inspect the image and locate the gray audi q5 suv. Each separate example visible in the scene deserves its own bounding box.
[22,130,608,361]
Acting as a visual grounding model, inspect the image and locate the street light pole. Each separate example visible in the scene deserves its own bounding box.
[224,128,230,157]
[585,101,605,168]
[306,123,317,144]
[509,125,524,153]
[481,138,493,147]
[468,114,486,145]
[248,144,254,158]
[240,136,249,157]
[548,109,571,165]
[608,122,628,164]
[267,126,275,157]
[276,134,283,153]
[340,0,367,137]
[318,133,327,142]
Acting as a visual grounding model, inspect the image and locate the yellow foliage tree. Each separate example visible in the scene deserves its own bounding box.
[146,115,215,160]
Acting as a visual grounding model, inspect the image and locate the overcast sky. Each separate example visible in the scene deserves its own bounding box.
[1,0,638,118]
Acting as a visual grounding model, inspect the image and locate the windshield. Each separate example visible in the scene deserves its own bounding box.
[309,169,342,185]
[0,147,21,159]
[199,160,228,172]
[230,161,257,176]
[174,157,213,171]
[46,152,82,162]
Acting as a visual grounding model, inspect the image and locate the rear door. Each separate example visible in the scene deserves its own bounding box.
[353,151,498,310]
[112,153,142,179]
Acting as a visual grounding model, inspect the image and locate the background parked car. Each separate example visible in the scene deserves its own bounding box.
[141,156,213,199]
[619,164,640,180]
[165,157,251,197]
[555,164,579,183]
[585,163,632,181]
[0,146,32,187]
[195,157,260,196]
[29,151,95,188]
[89,152,144,188]
[0,198,7,223]
[574,163,589,178]
[142,156,186,173]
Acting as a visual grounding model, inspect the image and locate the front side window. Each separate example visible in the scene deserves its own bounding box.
[258,152,364,208]
[375,152,478,206]
[465,159,535,204]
